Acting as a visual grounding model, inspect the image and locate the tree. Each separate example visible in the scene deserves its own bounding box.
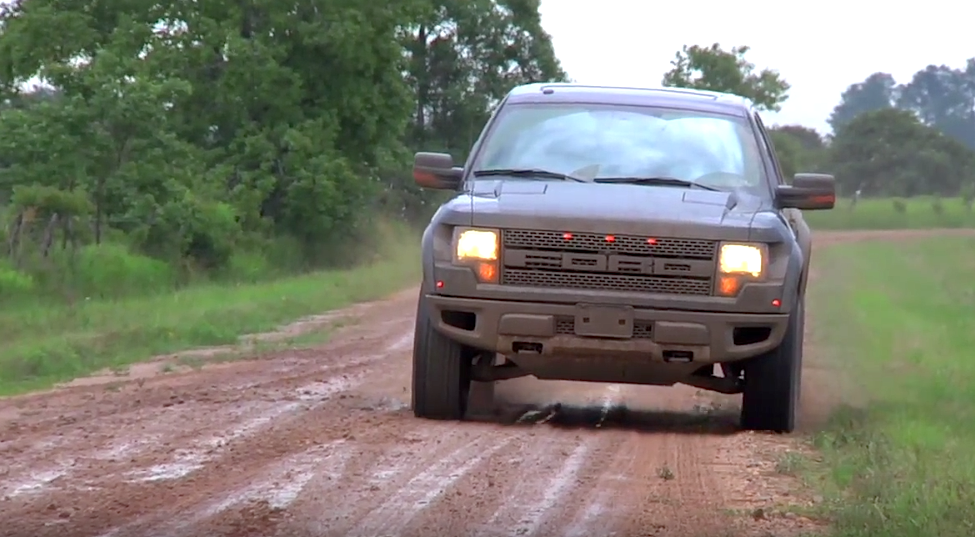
[661,44,790,112]
[395,0,567,219]
[827,72,898,133]
[0,0,566,282]
[768,125,827,178]
[897,63,975,149]
[828,108,975,197]
[405,0,567,157]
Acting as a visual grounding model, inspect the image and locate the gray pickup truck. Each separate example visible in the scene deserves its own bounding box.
[410,83,835,433]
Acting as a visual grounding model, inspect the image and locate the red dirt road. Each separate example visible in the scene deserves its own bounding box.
[1,230,965,537]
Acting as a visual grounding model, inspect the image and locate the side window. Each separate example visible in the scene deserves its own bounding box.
[753,113,786,186]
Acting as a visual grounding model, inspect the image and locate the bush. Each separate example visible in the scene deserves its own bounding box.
[931,196,944,215]
[0,262,35,300]
[49,243,176,299]
[221,250,276,283]
[892,199,907,214]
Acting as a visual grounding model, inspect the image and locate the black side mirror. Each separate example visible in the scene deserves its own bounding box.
[413,152,463,190]
[776,173,836,210]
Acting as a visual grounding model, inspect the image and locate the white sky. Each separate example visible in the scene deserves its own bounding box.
[539,0,973,134]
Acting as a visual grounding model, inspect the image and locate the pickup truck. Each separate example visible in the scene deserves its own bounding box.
[410,83,835,433]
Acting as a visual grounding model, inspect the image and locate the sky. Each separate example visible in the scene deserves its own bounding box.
[538,0,973,134]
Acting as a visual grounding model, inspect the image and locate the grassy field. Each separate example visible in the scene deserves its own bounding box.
[0,230,421,396]
[806,235,975,537]
[804,196,975,230]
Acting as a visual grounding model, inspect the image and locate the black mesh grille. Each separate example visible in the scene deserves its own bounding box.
[500,229,715,296]
[502,269,712,295]
[502,229,716,259]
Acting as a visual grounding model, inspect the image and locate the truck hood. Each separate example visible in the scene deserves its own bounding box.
[468,179,763,239]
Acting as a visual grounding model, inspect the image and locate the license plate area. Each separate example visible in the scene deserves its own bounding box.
[574,304,634,339]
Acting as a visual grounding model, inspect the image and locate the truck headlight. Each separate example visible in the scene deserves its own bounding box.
[453,227,499,282]
[716,243,765,296]
[719,244,763,277]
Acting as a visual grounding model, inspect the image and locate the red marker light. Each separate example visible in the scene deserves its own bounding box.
[563,232,573,240]
[436,280,444,289]
[771,298,781,307]
[605,235,615,242]
[647,238,657,245]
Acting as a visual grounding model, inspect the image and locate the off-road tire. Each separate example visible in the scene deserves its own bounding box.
[411,286,472,420]
[740,297,804,433]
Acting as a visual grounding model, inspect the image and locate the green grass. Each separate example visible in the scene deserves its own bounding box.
[804,196,975,230]
[0,232,420,396]
[806,235,975,537]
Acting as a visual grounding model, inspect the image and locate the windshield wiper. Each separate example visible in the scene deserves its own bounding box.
[472,168,589,183]
[595,176,722,192]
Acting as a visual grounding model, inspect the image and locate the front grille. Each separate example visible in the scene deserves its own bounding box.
[500,229,716,296]
[503,269,713,295]
[503,229,716,259]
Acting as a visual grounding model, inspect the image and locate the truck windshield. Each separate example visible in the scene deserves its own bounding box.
[471,103,768,192]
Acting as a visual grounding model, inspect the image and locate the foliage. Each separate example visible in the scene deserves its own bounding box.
[768,125,828,178]
[828,72,899,133]
[829,60,975,149]
[661,43,790,112]
[0,0,565,300]
[829,109,975,197]
[0,220,422,394]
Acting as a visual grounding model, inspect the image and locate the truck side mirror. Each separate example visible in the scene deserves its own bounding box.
[775,173,836,210]
[413,152,463,190]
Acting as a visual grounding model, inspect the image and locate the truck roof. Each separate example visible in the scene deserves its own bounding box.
[505,83,753,117]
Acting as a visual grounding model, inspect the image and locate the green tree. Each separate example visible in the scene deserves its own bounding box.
[0,0,566,284]
[768,126,827,178]
[405,0,567,157]
[828,108,975,197]
[897,62,975,149]
[827,72,898,133]
[395,0,567,219]
[0,0,428,270]
[661,44,790,112]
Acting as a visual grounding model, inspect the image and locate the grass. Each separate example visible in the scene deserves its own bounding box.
[805,235,975,537]
[803,196,975,230]
[0,230,420,396]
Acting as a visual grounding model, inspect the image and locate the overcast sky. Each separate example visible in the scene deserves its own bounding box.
[538,0,973,134]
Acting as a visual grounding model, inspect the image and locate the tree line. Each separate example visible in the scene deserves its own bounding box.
[0,0,566,295]
[664,45,975,200]
[0,7,970,299]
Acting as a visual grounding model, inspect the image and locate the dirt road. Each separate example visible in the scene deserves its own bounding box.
[1,229,965,537]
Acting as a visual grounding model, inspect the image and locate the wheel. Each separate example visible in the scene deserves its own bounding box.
[411,286,473,420]
[740,297,804,433]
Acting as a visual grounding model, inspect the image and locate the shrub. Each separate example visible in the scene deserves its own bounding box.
[50,243,176,299]
[222,250,275,283]
[892,199,907,214]
[0,262,35,300]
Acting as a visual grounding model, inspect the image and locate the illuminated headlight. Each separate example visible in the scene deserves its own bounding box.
[454,228,498,262]
[719,243,764,278]
[452,227,499,283]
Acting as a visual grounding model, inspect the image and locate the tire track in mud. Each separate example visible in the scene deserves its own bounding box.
[4,230,959,537]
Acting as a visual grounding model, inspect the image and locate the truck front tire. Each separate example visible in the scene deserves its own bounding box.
[740,298,804,433]
[411,288,473,420]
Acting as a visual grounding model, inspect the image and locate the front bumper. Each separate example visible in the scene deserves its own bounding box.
[427,295,789,364]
